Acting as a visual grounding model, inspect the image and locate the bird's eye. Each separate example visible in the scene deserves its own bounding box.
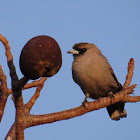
[77,48,87,54]
[82,48,87,51]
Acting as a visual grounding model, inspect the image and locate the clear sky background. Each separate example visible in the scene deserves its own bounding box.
[0,0,140,140]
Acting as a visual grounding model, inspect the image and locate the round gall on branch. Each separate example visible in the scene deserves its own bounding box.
[20,35,62,80]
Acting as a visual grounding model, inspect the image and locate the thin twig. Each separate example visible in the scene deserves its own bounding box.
[8,77,47,95]
[25,80,46,112]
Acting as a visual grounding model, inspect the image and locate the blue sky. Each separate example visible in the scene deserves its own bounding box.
[0,0,140,140]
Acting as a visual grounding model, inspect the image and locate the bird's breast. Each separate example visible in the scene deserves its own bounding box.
[72,58,117,99]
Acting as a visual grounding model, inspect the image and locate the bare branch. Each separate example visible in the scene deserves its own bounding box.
[6,84,138,139]
[123,58,134,88]
[0,34,18,82]
[0,65,9,122]
[25,78,47,112]
[8,77,47,95]
[14,92,24,140]
[5,78,47,140]
[25,85,137,127]
[23,77,47,90]
[5,123,15,140]
[0,65,7,87]
[0,34,12,61]
[17,77,29,90]
[0,34,25,140]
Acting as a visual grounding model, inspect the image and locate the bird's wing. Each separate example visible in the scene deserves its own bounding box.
[100,54,122,91]
[110,68,122,91]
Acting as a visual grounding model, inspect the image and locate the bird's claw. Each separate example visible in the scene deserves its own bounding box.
[82,93,89,108]
[108,91,115,104]
[82,99,88,108]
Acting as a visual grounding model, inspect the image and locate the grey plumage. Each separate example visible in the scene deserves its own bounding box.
[68,43,127,120]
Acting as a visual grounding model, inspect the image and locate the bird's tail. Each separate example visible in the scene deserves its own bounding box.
[106,102,127,120]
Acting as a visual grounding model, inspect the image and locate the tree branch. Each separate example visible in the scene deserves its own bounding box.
[13,91,24,140]
[0,65,9,122]
[8,77,47,95]
[17,77,29,90]
[25,78,47,112]
[123,58,134,88]
[0,34,18,82]
[25,85,137,127]
[5,78,47,140]
[0,34,26,140]
[23,77,47,90]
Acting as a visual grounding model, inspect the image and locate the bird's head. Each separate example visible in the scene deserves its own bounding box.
[67,43,101,60]
[67,43,88,55]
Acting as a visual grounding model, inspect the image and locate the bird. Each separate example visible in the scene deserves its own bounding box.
[67,43,127,120]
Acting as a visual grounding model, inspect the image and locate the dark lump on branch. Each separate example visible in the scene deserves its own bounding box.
[20,35,62,80]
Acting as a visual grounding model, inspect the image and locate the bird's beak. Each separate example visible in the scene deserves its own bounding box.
[67,49,79,55]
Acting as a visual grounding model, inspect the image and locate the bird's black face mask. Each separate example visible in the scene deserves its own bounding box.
[75,48,87,55]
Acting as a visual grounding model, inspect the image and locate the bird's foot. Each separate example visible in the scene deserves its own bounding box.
[108,91,115,104]
[82,93,89,108]
[82,98,88,108]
